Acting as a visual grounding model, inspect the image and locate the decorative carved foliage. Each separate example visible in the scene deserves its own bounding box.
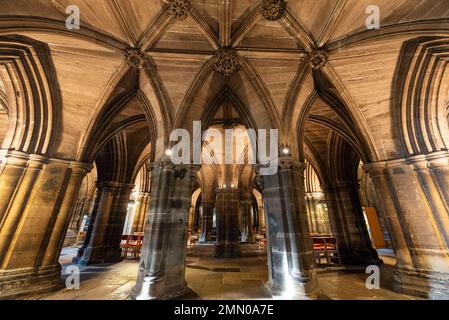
[279,157,293,170]
[254,174,264,191]
[125,48,145,69]
[261,0,287,21]
[213,49,240,77]
[166,0,191,21]
[308,50,328,70]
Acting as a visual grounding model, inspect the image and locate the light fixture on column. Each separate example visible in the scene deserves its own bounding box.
[231,183,234,188]
[165,149,172,156]
[223,184,227,188]
[282,147,290,155]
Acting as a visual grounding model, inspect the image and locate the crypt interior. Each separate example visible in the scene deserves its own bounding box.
[1,0,449,300]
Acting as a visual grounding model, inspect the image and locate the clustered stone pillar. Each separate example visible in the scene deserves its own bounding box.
[261,157,321,299]
[323,183,381,265]
[367,152,449,299]
[215,188,241,257]
[0,151,90,298]
[305,193,331,235]
[131,192,150,234]
[199,201,214,242]
[69,198,88,232]
[74,181,134,265]
[241,200,255,242]
[132,161,198,300]
[188,205,195,234]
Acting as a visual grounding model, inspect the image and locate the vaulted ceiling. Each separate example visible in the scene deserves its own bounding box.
[0,0,448,164]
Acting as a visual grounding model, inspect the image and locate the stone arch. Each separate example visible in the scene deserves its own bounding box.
[296,70,376,165]
[0,17,127,51]
[393,36,449,156]
[298,86,382,264]
[173,57,281,137]
[0,35,60,156]
[78,68,159,164]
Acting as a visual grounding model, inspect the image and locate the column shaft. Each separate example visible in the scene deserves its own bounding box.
[367,156,449,299]
[132,162,197,300]
[131,192,150,234]
[215,189,240,257]
[74,181,134,265]
[0,152,90,298]
[262,158,321,299]
[241,200,255,242]
[199,201,214,242]
[335,184,381,265]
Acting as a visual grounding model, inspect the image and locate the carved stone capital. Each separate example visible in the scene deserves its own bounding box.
[213,48,240,77]
[166,0,191,21]
[364,161,387,178]
[150,159,176,172]
[308,49,328,70]
[261,0,287,21]
[254,169,265,191]
[125,48,145,69]
[279,157,293,170]
[279,156,305,172]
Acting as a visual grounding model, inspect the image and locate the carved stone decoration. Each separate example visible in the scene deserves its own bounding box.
[261,0,287,21]
[254,174,264,191]
[125,48,145,69]
[254,165,265,190]
[279,157,293,170]
[166,0,191,21]
[308,50,328,70]
[150,158,176,172]
[213,49,240,77]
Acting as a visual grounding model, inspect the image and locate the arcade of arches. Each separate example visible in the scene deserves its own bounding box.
[1,0,449,300]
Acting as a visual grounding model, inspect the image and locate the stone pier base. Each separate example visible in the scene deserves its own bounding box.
[0,265,62,299]
[393,267,449,300]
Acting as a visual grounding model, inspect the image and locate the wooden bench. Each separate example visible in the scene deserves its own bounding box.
[312,236,341,265]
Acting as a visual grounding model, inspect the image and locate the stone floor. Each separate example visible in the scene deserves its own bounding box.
[25,245,418,300]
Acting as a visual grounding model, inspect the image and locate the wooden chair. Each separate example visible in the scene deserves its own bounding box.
[120,235,132,258]
[312,236,341,265]
[258,238,267,252]
[129,234,144,259]
[187,233,198,251]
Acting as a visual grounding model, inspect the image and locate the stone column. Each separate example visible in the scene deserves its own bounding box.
[305,194,320,234]
[74,181,134,265]
[241,200,255,242]
[0,151,90,298]
[258,202,266,234]
[367,155,449,299]
[131,192,150,234]
[188,205,195,234]
[261,157,321,299]
[324,183,381,265]
[69,198,85,232]
[132,162,197,300]
[215,188,240,257]
[323,187,345,240]
[199,201,214,242]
